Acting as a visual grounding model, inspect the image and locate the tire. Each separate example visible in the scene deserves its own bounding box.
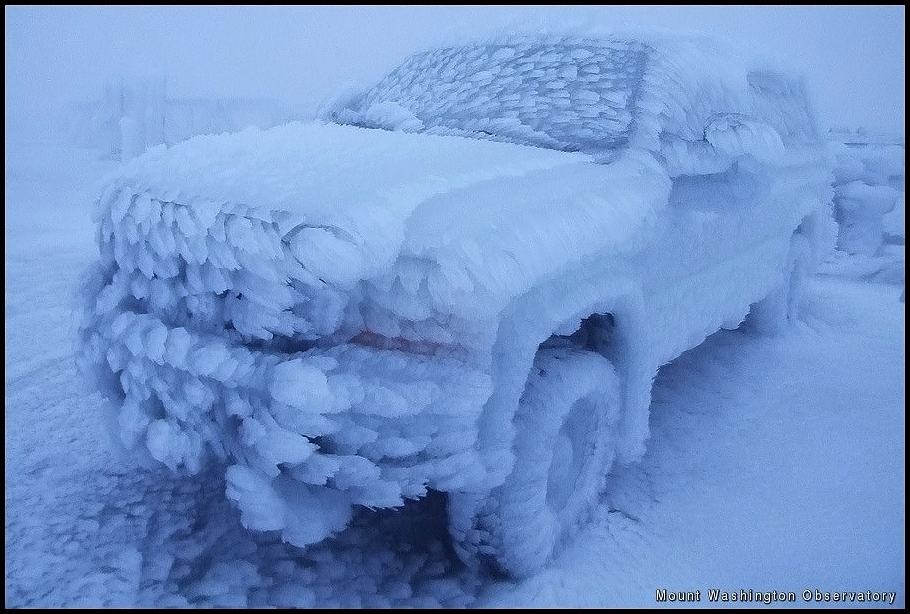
[746,232,811,335]
[449,346,621,578]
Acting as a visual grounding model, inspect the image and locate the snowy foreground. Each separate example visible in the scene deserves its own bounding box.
[5,141,904,607]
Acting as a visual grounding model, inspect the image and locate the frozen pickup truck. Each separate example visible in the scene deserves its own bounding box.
[77,33,834,577]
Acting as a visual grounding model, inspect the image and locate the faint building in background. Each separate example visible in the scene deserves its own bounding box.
[819,128,905,287]
[829,128,905,255]
[66,77,301,159]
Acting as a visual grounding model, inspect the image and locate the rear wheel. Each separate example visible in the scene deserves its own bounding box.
[747,233,811,335]
[449,347,620,578]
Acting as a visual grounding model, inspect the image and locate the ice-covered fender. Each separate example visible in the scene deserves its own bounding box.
[461,151,671,491]
[472,263,653,492]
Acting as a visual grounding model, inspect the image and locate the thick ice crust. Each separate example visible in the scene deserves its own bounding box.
[77,32,834,554]
[325,33,823,168]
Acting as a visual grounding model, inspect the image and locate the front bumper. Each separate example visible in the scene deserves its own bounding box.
[76,182,492,547]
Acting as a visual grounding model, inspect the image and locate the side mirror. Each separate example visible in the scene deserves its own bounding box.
[704,112,785,164]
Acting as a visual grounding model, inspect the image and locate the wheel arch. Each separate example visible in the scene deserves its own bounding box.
[471,266,654,493]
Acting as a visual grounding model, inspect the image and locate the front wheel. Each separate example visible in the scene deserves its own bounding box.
[449,347,621,578]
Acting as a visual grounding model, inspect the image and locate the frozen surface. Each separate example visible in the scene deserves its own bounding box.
[481,277,905,607]
[6,142,904,607]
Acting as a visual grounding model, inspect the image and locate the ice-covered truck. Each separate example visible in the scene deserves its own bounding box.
[77,33,835,578]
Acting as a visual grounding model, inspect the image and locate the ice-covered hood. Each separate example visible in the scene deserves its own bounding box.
[105,122,669,320]
[108,121,585,282]
[93,120,672,361]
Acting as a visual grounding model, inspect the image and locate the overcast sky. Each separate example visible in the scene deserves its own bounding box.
[5,5,905,134]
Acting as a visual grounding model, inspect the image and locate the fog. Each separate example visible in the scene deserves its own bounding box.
[5,5,905,136]
[4,5,906,609]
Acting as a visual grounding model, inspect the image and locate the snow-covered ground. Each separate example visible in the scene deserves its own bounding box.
[5,142,905,607]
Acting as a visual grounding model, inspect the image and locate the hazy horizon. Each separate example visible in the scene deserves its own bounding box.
[5,5,906,136]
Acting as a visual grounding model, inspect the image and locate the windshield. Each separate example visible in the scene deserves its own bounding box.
[331,39,648,154]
